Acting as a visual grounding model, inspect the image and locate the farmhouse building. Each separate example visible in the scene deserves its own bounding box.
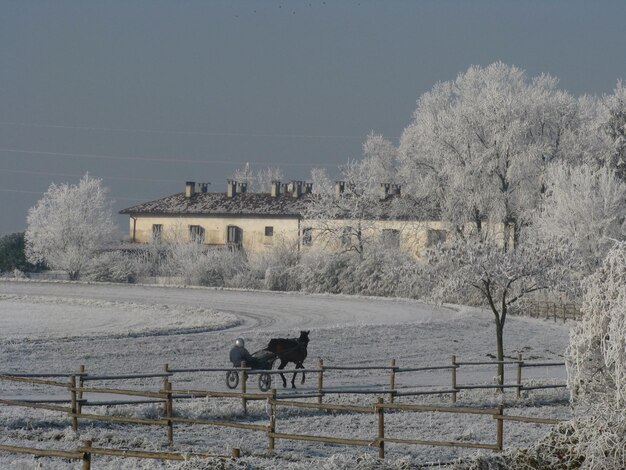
[119,180,510,258]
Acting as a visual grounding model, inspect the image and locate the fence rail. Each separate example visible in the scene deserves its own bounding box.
[0,353,568,460]
[0,441,240,468]
[524,301,581,322]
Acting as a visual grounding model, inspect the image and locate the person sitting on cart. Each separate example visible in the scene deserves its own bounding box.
[229,338,259,368]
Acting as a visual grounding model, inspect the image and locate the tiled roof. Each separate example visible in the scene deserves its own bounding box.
[119,191,441,220]
[119,192,312,217]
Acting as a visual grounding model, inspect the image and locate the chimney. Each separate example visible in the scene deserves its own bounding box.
[271,180,281,197]
[335,181,345,198]
[380,183,390,199]
[288,180,303,198]
[185,181,195,198]
[199,182,210,193]
[304,182,313,194]
[280,182,289,195]
[226,179,237,198]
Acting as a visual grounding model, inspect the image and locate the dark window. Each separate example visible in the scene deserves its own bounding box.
[341,226,352,246]
[152,224,163,241]
[382,229,400,248]
[188,225,205,243]
[227,225,242,244]
[302,227,313,246]
[427,229,447,247]
[265,226,274,237]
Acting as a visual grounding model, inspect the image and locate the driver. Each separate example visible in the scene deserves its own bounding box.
[229,338,258,368]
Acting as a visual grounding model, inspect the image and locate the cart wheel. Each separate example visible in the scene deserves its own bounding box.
[226,370,239,389]
[258,373,272,392]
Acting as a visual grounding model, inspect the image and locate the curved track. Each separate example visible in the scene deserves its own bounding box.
[0,280,454,334]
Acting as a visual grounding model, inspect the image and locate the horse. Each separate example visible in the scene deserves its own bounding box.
[265,330,310,388]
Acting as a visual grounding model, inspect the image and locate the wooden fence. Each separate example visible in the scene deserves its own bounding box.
[0,441,240,469]
[523,301,581,322]
[0,354,568,461]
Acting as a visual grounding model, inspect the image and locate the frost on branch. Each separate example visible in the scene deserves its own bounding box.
[567,241,626,411]
[25,174,116,280]
[456,243,626,469]
[430,236,578,385]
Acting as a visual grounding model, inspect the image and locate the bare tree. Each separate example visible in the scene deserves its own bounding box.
[25,174,117,280]
[431,237,577,387]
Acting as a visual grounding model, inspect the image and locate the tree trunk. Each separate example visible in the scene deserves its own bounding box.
[496,320,505,391]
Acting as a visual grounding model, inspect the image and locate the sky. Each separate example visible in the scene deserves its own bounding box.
[1,0,626,236]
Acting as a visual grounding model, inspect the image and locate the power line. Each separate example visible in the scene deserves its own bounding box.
[0,147,340,168]
[0,121,373,140]
[0,168,182,184]
[0,188,146,202]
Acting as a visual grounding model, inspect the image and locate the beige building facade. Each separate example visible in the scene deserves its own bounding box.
[120,180,511,258]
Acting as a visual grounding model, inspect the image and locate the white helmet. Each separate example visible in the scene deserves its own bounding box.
[235,338,245,347]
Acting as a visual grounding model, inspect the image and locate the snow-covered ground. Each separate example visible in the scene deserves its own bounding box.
[0,280,572,468]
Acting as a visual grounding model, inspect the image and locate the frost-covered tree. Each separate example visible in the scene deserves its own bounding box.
[531,163,626,276]
[158,223,248,286]
[306,159,387,258]
[431,237,576,387]
[232,162,284,192]
[601,81,626,180]
[361,131,397,183]
[232,162,255,187]
[398,62,580,246]
[568,242,626,411]
[25,174,117,280]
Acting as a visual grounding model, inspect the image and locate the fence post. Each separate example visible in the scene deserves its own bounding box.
[69,375,78,432]
[389,359,396,403]
[268,388,276,451]
[451,355,457,403]
[241,361,247,414]
[165,381,173,447]
[516,353,522,399]
[376,398,385,459]
[77,365,85,414]
[81,439,92,470]
[496,404,503,451]
[231,448,241,459]
[162,364,169,415]
[562,304,566,324]
[317,358,324,404]
[553,304,557,323]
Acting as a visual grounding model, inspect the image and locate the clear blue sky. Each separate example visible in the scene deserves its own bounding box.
[1,0,625,235]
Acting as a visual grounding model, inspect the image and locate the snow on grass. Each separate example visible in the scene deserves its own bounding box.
[0,281,573,468]
[0,294,240,340]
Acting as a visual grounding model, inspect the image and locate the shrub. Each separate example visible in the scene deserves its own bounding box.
[0,232,43,273]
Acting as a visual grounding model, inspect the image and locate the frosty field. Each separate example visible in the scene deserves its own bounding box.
[0,280,572,469]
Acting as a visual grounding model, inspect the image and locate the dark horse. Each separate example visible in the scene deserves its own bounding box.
[265,330,309,388]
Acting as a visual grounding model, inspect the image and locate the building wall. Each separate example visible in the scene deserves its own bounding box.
[300,219,446,258]
[128,215,300,252]
[128,215,512,259]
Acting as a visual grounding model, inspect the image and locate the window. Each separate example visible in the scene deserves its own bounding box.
[264,226,274,237]
[227,225,242,245]
[381,229,400,248]
[427,229,447,247]
[341,226,352,246]
[152,224,163,242]
[302,227,313,246]
[188,225,205,243]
